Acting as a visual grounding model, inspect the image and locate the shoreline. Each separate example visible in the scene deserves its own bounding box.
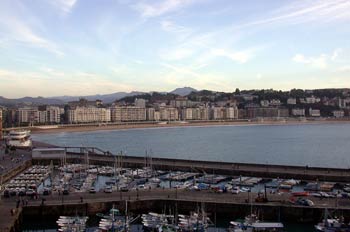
[27,118,350,134]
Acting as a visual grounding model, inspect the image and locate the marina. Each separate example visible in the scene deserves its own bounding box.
[1,146,350,231]
[1,128,350,231]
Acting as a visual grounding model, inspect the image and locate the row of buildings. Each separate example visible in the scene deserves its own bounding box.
[1,95,349,127]
[1,104,347,127]
[0,109,2,139]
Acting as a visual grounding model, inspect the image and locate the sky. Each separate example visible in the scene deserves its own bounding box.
[0,0,350,98]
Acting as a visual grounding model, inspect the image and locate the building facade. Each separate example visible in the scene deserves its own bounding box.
[68,106,111,123]
[111,106,146,122]
[333,110,345,118]
[292,108,305,117]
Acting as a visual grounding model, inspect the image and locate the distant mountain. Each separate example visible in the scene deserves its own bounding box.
[49,91,146,103]
[0,87,199,106]
[0,96,64,106]
[170,87,198,96]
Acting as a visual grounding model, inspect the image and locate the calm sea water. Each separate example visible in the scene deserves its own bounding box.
[32,123,350,168]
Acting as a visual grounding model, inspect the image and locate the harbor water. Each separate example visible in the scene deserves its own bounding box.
[32,123,350,168]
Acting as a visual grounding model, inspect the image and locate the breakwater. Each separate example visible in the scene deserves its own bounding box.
[32,147,350,182]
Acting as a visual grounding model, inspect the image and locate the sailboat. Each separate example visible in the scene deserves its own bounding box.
[96,202,137,232]
[315,209,350,232]
[56,216,88,232]
[229,192,284,232]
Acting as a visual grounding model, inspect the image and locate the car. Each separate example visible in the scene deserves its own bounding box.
[89,187,96,193]
[120,186,129,192]
[26,189,36,196]
[231,189,240,194]
[296,198,314,206]
[104,186,112,193]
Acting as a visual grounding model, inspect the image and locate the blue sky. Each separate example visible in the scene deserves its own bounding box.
[0,0,349,98]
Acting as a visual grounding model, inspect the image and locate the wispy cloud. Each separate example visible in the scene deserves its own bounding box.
[0,1,64,56]
[210,48,256,64]
[0,68,135,98]
[133,0,197,18]
[161,63,234,91]
[234,0,350,29]
[160,20,192,40]
[293,54,328,69]
[292,48,349,71]
[50,0,78,14]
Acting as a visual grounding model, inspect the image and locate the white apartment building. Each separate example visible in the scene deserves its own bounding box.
[211,107,224,120]
[269,99,281,106]
[38,111,47,124]
[192,108,201,120]
[46,106,61,123]
[292,108,305,116]
[224,107,238,119]
[309,108,321,117]
[154,111,161,121]
[200,107,210,120]
[111,106,146,122]
[338,98,350,109]
[287,98,297,105]
[159,107,178,121]
[181,108,193,120]
[135,98,146,108]
[332,110,345,118]
[146,108,155,121]
[68,106,111,123]
[17,107,39,124]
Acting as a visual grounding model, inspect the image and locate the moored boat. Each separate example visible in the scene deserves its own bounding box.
[5,130,32,149]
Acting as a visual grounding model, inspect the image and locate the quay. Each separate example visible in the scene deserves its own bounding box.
[2,188,350,231]
[33,146,350,183]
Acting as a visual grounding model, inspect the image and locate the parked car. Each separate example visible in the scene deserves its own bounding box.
[120,186,129,192]
[104,186,112,193]
[296,198,314,206]
[89,187,96,193]
[231,186,240,194]
[26,189,36,196]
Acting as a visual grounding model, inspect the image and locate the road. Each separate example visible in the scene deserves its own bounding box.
[2,188,349,209]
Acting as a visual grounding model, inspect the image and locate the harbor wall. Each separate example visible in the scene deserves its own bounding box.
[33,152,350,182]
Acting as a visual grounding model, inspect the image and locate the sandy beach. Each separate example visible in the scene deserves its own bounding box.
[25,118,350,134]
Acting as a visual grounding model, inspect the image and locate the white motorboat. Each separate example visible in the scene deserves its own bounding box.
[6,130,32,148]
